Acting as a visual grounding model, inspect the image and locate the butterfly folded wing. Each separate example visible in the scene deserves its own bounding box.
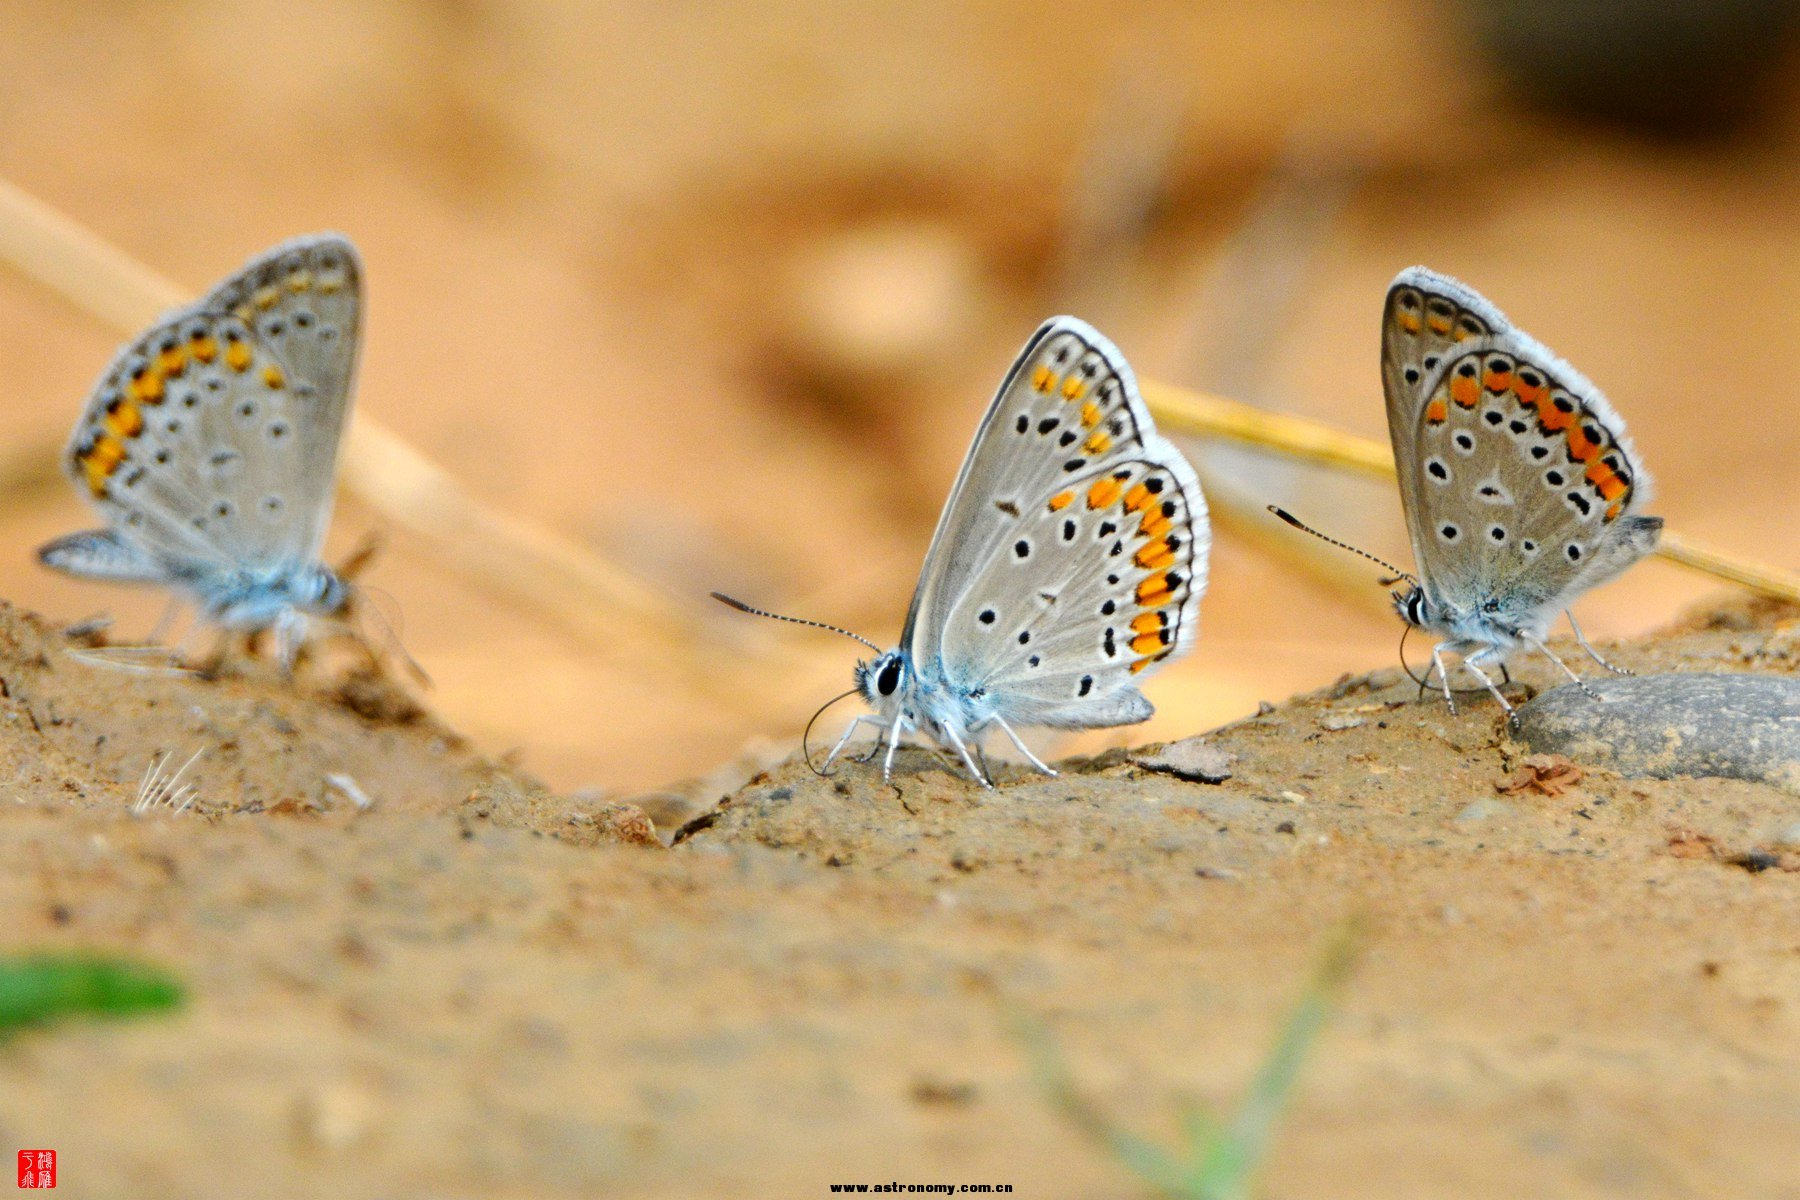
[1405,330,1658,626]
[56,235,361,587]
[902,317,1209,729]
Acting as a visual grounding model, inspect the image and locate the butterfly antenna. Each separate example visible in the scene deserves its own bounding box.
[802,688,861,778]
[710,592,882,653]
[336,531,384,583]
[348,584,432,688]
[1266,507,1418,586]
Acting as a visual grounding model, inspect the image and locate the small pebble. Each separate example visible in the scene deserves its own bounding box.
[1454,797,1515,824]
[1773,821,1800,850]
[1319,714,1367,732]
[1131,738,1233,784]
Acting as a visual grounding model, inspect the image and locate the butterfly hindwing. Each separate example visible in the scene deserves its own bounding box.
[63,234,361,581]
[904,318,1208,727]
[1387,268,1658,620]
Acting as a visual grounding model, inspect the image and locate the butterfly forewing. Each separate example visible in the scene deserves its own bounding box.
[904,317,1208,727]
[65,234,360,577]
[1381,268,1505,576]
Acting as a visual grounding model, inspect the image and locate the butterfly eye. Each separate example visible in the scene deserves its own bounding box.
[876,658,903,696]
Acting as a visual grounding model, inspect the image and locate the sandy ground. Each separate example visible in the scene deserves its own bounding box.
[0,596,1795,1199]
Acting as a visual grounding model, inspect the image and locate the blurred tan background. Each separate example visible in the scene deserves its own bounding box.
[0,0,1796,791]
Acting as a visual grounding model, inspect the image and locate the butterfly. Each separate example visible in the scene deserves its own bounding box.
[38,234,363,668]
[719,316,1209,787]
[1371,265,1662,716]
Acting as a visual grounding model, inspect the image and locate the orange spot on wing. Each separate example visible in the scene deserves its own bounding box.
[1427,314,1451,335]
[1135,538,1176,570]
[1597,475,1628,502]
[1130,612,1165,635]
[1080,401,1101,428]
[1138,511,1171,539]
[1083,431,1111,455]
[1032,366,1054,393]
[156,345,189,377]
[1123,484,1153,512]
[1136,573,1172,605]
[287,270,312,292]
[1532,393,1570,432]
[128,370,164,405]
[1086,477,1122,509]
[1131,631,1168,654]
[1129,657,1156,674]
[1061,377,1086,401]
[104,402,142,439]
[190,333,218,364]
[1482,366,1512,393]
[225,337,253,372]
[253,285,279,310]
[262,364,286,389]
[79,436,126,495]
[1424,398,1448,425]
[1449,374,1479,408]
[1396,311,1422,334]
[1047,491,1074,511]
[1605,501,1623,522]
[1566,424,1601,462]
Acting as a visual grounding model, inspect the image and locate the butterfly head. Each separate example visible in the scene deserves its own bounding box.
[1393,583,1432,630]
[855,649,910,710]
[313,568,353,617]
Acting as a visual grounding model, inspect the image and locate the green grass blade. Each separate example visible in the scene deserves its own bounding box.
[1015,920,1362,1200]
[1186,923,1363,1199]
[1012,1008,1193,1195]
[0,953,185,1036]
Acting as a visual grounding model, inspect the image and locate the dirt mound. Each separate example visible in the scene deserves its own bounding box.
[2,598,1797,1198]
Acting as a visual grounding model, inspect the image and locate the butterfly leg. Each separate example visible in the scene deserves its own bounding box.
[1522,633,1603,701]
[987,714,1059,778]
[938,721,992,788]
[1566,610,1634,676]
[879,715,909,783]
[974,740,996,783]
[271,609,309,674]
[1458,651,1516,722]
[145,596,185,646]
[822,714,883,773]
[1428,643,1460,715]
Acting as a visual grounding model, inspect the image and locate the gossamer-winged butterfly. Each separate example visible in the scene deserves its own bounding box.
[1277,266,1662,719]
[717,316,1210,787]
[39,234,363,667]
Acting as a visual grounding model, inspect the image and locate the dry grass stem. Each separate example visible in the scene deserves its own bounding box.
[1140,377,1800,605]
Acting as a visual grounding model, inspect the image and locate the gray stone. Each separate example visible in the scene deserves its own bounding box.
[1513,673,1800,793]
[1131,738,1233,784]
